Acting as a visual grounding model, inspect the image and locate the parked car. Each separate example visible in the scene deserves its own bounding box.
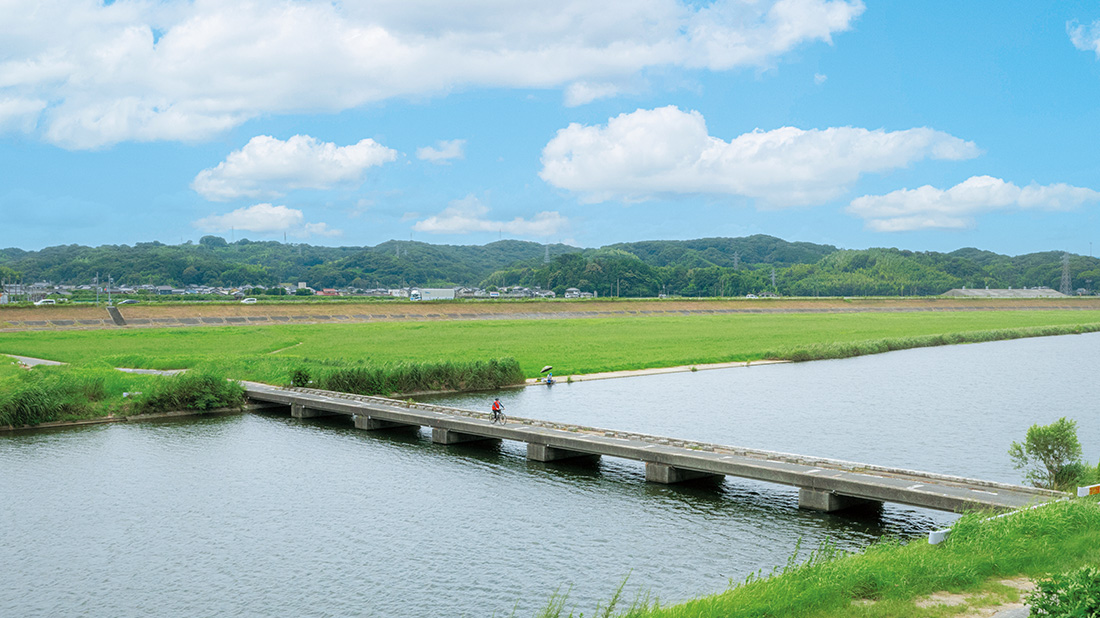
[118,299,140,304]
[240,298,257,304]
[33,299,55,305]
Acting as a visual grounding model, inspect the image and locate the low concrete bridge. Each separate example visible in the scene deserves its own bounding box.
[243,383,1063,514]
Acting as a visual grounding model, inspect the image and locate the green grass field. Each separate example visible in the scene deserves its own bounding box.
[3,310,1100,383]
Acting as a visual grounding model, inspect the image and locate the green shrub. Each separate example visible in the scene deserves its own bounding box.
[136,372,245,414]
[290,368,311,387]
[1008,417,1084,491]
[1027,565,1100,617]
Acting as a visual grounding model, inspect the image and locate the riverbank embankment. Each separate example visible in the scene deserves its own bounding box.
[5,296,1100,332]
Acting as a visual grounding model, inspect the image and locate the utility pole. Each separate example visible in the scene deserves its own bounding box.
[95,272,100,305]
[107,274,113,305]
[1061,253,1072,295]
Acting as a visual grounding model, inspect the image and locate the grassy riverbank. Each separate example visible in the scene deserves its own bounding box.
[2,310,1100,383]
[0,360,245,427]
[541,497,1100,618]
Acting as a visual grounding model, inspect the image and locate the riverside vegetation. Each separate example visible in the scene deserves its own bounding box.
[0,357,522,428]
[0,360,245,427]
[536,496,1100,618]
[4,309,1100,426]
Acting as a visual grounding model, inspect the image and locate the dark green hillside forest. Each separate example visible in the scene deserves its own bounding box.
[2,235,1099,297]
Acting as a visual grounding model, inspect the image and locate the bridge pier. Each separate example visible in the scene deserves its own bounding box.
[291,402,338,418]
[798,488,877,512]
[432,427,498,445]
[527,443,600,463]
[354,415,417,431]
[645,462,723,484]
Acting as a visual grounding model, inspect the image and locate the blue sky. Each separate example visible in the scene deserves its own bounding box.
[3,1,1100,255]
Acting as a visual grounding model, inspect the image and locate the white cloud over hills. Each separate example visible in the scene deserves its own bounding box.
[413,196,567,237]
[192,135,397,201]
[539,106,979,206]
[193,203,342,237]
[0,0,863,148]
[848,175,1100,232]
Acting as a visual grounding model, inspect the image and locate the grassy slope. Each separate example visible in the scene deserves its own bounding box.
[2,310,1100,382]
[542,498,1100,618]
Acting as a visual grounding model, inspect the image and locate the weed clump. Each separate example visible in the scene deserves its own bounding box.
[135,372,244,414]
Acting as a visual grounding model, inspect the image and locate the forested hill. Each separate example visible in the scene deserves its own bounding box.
[2,234,1098,297]
[0,237,579,289]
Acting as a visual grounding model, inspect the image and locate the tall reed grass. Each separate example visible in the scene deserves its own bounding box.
[312,357,525,396]
[0,365,123,426]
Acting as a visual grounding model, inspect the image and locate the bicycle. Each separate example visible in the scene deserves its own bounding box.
[490,407,507,425]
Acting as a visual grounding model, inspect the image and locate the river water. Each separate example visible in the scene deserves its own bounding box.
[3,333,1098,617]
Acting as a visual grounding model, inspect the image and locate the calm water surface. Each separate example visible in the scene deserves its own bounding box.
[3,333,1097,617]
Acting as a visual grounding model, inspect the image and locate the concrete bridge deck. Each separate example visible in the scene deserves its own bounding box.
[242,383,1063,514]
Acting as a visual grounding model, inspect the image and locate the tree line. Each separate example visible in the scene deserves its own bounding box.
[2,235,1098,297]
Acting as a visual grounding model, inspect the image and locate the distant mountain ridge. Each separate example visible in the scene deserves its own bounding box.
[1,235,1098,298]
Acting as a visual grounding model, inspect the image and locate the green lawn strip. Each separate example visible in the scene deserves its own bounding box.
[540,498,1100,618]
[1,310,1100,379]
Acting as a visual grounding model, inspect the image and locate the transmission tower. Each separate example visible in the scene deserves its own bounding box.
[1060,253,1072,295]
[732,251,740,271]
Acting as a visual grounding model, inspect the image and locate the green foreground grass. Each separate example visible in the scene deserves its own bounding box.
[541,498,1100,618]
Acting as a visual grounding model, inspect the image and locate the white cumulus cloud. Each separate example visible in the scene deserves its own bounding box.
[192,135,397,201]
[539,106,979,206]
[848,175,1100,232]
[416,139,466,163]
[193,203,342,237]
[0,0,864,148]
[413,195,568,237]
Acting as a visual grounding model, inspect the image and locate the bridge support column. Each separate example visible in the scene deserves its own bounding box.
[798,488,877,512]
[354,415,417,431]
[645,462,722,484]
[291,402,338,418]
[527,443,600,463]
[432,427,497,445]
